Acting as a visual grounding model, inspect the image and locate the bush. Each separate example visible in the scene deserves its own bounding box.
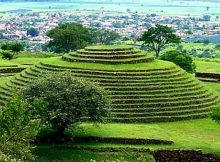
[21,72,111,136]
[0,97,40,161]
[1,42,24,53]
[1,51,14,60]
[160,50,196,73]
[211,107,220,123]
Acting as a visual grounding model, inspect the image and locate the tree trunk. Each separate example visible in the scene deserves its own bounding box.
[155,50,160,57]
[53,125,66,138]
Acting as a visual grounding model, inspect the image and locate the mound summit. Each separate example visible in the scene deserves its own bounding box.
[0,45,219,122]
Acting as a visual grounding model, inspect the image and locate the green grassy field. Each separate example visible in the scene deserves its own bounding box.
[67,118,220,156]
[195,59,220,73]
[205,82,220,93]
[34,118,220,161]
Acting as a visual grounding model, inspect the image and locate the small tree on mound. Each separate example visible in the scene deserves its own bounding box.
[139,24,181,57]
[160,50,196,73]
[21,72,111,137]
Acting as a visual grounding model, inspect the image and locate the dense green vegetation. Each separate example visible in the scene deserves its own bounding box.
[0,43,220,161]
[0,97,40,161]
[47,23,120,53]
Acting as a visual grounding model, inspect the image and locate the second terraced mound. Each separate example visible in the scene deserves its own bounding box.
[0,45,219,122]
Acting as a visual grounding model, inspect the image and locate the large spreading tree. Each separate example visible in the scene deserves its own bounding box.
[47,23,92,53]
[21,72,111,136]
[139,24,181,57]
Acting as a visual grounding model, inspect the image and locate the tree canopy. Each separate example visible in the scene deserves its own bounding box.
[1,41,24,53]
[139,24,181,57]
[91,29,120,45]
[47,23,92,53]
[0,97,40,162]
[21,72,111,136]
[160,50,196,73]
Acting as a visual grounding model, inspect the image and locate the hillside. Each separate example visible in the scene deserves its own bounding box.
[0,45,219,122]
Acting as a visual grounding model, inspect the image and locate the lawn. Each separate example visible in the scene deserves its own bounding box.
[69,119,220,156]
[34,118,220,161]
[195,59,220,73]
[204,82,220,93]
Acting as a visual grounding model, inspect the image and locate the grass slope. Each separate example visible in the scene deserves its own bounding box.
[195,58,220,73]
[70,119,220,156]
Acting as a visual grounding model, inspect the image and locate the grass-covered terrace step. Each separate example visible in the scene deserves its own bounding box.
[71,53,146,59]
[15,74,193,87]
[84,45,134,51]
[39,62,176,72]
[62,54,154,65]
[35,64,182,76]
[19,71,192,84]
[111,93,214,104]
[98,79,196,87]
[35,63,180,75]
[19,69,192,85]
[111,107,212,118]
[77,49,141,55]
[111,95,218,108]
[104,82,201,91]
[110,89,209,98]
[62,54,154,64]
[110,86,205,95]
[27,66,187,80]
[110,112,209,123]
[111,101,218,113]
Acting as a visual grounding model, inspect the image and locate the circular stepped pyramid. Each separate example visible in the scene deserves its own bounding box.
[0,45,219,122]
[62,45,154,64]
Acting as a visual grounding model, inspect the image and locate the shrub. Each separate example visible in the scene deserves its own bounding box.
[211,107,220,123]
[1,51,14,60]
[21,72,111,136]
[0,97,40,161]
[160,50,196,73]
[1,42,24,53]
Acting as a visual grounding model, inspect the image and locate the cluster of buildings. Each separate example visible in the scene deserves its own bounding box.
[0,9,220,50]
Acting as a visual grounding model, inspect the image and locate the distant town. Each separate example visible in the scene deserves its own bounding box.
[0,9,220,51]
